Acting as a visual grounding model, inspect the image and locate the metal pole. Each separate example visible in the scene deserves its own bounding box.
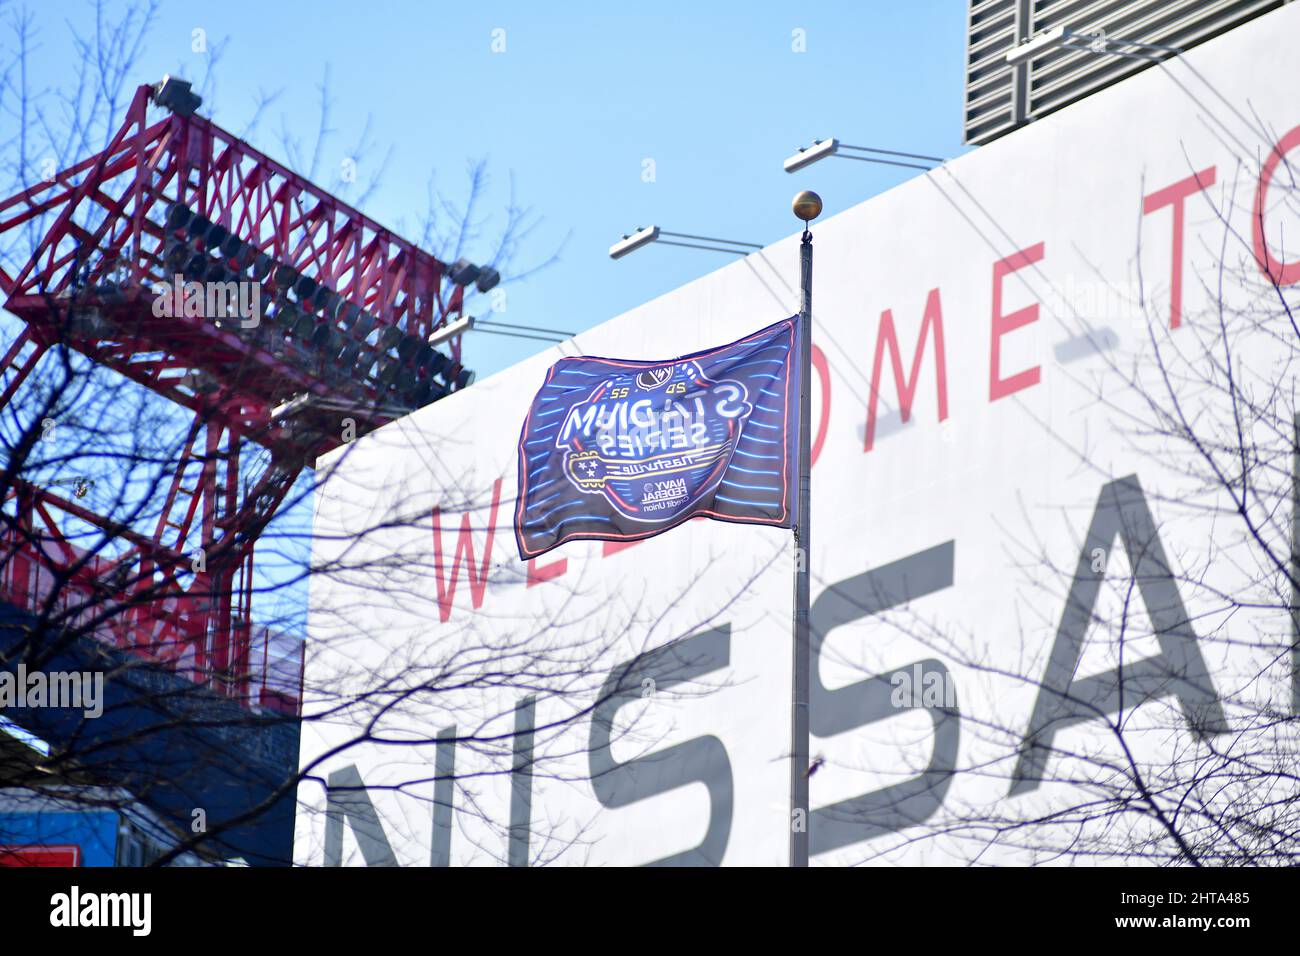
[790,226,813,867]
[1292,413,1299,714]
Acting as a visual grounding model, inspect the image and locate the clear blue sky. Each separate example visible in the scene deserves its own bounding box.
[3,1,970,637]
[37,0,968,378]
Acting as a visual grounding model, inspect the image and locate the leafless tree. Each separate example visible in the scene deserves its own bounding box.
[0,0,745,869]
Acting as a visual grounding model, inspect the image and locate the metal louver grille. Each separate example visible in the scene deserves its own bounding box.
[963,0,1284,146]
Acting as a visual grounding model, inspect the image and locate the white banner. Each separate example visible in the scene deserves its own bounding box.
[296,5,1300,866]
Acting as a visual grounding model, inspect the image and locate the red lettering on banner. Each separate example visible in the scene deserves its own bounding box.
[432,478,502,622]
[1253,125,1300,286]
[603,539,639,557]
[865,288,948,452]
[1144,167,1215,328]
[526,555,567,587]
[811,344,831,467]
[989,242,1045,402]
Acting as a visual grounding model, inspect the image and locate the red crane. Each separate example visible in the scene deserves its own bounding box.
[0,78,484,714]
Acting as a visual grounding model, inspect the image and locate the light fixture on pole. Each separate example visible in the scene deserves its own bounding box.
[270,391,415,424]
[428,314,475,348]
[783,138,840,172]
[270,393,311,422]
[609,225,762,259]
[1005,25,1182,66]
[433,313,571,346]
[609,226,659,259]
[1005,25,1069,65]
[472,319,573,344]
[784,138,946,173]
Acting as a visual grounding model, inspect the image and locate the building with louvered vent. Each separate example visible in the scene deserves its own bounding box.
[964,0,1285,144]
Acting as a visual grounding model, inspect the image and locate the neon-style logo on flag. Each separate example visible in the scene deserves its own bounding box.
[515,316,798,559]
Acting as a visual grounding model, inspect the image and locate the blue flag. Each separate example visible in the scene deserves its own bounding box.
[515,316,800,559]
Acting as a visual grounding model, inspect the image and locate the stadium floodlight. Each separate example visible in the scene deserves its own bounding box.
[448,258,481,286]
[784,138,839,173]
[152,75,202,117]
[784,140,947,173]
[428,314,475,347]
[609,225,660,259]
[164,202,193,231]
[611,225,761,259]
[1006,25,1069,66]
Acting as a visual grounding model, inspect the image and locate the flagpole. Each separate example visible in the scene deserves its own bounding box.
[790,189,821,868]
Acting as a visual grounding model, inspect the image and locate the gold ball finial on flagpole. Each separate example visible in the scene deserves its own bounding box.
[792,190,822,223]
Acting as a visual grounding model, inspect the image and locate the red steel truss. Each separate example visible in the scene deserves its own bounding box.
[0,82,472,713]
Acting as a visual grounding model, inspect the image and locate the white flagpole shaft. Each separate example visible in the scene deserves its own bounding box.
[790,229,813,867]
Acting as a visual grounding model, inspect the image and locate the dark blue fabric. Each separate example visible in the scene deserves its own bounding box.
[516,316,799,559]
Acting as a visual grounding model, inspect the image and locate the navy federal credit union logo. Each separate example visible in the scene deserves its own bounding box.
[515,317,798,559]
